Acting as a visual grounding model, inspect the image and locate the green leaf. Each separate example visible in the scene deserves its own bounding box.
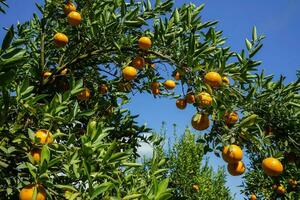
[41,145,50,165]
[122,194,142,200]
[91,182,113,199]
[245,39,252,51]
[1,25,14,50]
[252,26,257,41]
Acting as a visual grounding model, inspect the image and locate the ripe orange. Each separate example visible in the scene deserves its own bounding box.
[227,161,246,176]
[60,68,68,75]
[224,112,239,125]
[276,185,285,194]
[186,93,196,104]
[222,77,230,85]
[176,99,187,110]
[262,157,283,176]
[288,179,297,187]
[53,33,68,48]
[67,11,82,26]
[151,82,160,90]
[191,113,210,131]
[174,71,180,80]
[151,88,160,95]
[19,184,46,200]
[164,80,176,90]
[250,194,257,200]
[30,149,41,163]
[222,144,243,163]
[63,1,76,15]
[204,71,222,88]
[42,71,52,79]
[192,184,199,191]
[77,87,91,101]
[99,84,108,94]
[35,129,53,144]
[132,56,145,69]
[138,36,152,50]
[122,66,137,81]
[197,92,212,107]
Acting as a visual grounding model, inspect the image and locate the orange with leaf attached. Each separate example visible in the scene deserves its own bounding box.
[204,71,222,88]
[35,129,53,144]
[222,144,243,163]
[19,184,46,200]
[191,113,210,131]
[63,1,76,15]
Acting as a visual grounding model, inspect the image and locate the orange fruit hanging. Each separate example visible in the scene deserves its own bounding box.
[42,71,52,79]
[53,33,69,48]
[122,66,137,81]
[99,84,108,94]
[227,161,246,176]
[132,56,145,69]
[250,194,257,200]
[197,92,212,107]
[151,82,160,90]
[222,144,243,163]
[164,80,176,90]
[174,71,180,80]
[222,76,230,85]
[138,36,152,50]
[262,157,283,176]
[77,87,91,101]
[224,112,239,125]
[176,99,187,110]
[191,113,210,131]
[30,148,41,163]
[192,184,199,192]
[151,88,160,95]
[186,93,196,104]
[67,11,82,26]
[35,129,53,144]
[276,185,286,194]
[63,1,76,15]
[60,68,68,75]
[19,184,46,200]
[204,71,222,88]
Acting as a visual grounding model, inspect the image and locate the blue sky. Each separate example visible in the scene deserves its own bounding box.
[1,0,299,199]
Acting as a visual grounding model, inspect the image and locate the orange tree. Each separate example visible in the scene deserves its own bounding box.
[0,0,298,199]
[240,72,300,200]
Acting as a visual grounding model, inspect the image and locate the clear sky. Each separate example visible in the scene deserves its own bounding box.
[1,0,299,199]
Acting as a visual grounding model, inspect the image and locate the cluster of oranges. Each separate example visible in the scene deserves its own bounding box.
[20,130,53,200]
[53,1,82,48]
[222,144,245,176]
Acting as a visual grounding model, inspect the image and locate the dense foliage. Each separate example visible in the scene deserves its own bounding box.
[0,0,299,199]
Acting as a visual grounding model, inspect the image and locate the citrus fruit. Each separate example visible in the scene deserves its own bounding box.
[204,71,222,88]
[262,157,283,176]
[138,36,152,50]
[77,87,91,101]
[164,80,176,90]
[176,99,187,110]
[191,113,210,131]
[19,184,46,200]
[67,11,82,26]
[227,161,246,176]
[132,56,145,69]
[122,66,137,81]
[222,144,243,163]
[63,1,76,15]
[53,33,68,48]
[35,129,53,144]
